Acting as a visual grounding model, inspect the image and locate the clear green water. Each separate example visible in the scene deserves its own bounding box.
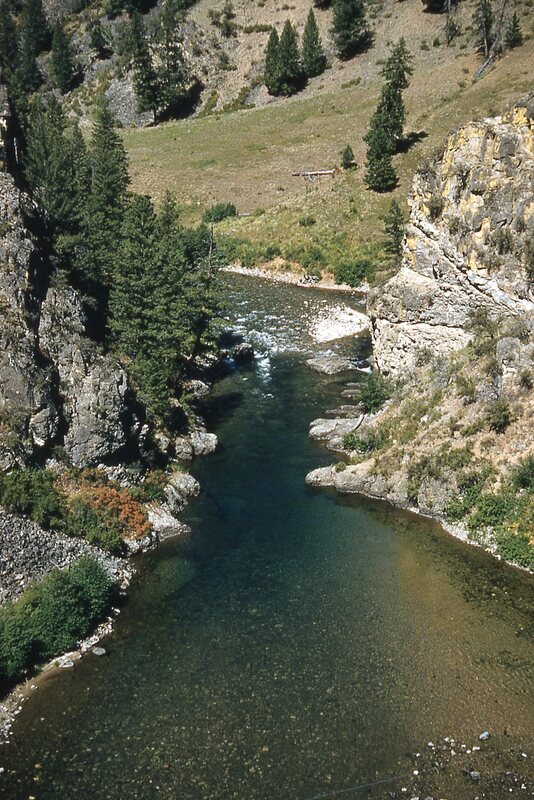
[1,277,533,799]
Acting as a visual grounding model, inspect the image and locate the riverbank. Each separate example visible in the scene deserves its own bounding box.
[223,264,368,295]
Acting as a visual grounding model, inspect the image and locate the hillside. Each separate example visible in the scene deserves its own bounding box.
[120,0,534,277]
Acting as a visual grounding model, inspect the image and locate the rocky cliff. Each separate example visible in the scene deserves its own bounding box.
[369,94,534,377]
[307,97,534,569]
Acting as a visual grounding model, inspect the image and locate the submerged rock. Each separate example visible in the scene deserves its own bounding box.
[306,356,357,375]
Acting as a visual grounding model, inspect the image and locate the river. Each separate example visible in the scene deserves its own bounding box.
[1,275,534,799]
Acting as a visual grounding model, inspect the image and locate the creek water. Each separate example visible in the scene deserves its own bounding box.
[1,275,534,799]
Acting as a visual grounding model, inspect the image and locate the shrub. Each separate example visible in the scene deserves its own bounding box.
[202,202,237,223]
[0,557,112,682]
[467,492,512,533]
[0,469,63,528]
[427,194,445,220]
[65,485,150,553]
[485,398,513,433]
[513,455,534,490]
[358,373,391,413]
[299,215,316,227]
[496,532,534,571]
[334,257,374,287]
[519,369,532,390]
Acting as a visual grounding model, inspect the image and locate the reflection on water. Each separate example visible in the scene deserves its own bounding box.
[1,276,533,800]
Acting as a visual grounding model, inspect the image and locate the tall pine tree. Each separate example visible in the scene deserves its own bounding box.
[51,22,76,94]
[331,0,371,60]
[473,0,494,57]
[264,28,281,95]
[130,12,158,115]
[156,0,196,119]
[363,39,412,191]
[302,9,326,78]
[277,20,303,96]
[505,11,522,48]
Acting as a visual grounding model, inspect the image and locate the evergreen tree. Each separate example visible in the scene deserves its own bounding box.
[156,0,195,119]
[24,95,78,236]
[130,11,158,115]
[17,22,42,93]
[220,1,237,37]
[111,194,156,361]
[277,20,303,96]
[0,3,17,74]
[302,8,326,78]
[505,11,522,48]
[363,115,397,192]
[79,97,129,292]
[382,198,405,261]
[473,0,494,57]
[314,0,331,7]
[264,27,281,95]
[331,0,371,60]
[51,22,76,94]
[363,37,412,190]
[90,18,112,59]
[22,0,50,56]
[340,143,355,169]
[69,122,91,223]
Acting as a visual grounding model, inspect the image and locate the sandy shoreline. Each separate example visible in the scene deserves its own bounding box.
[222,264,369,295]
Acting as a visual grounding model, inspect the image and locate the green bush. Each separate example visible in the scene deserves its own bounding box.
[496,532,534,571]
[513,455,534,490]
[485,398,513,433]
[334,257,374,287]
[202,202,237,223]
[358,373,392,413]
[467,492,512,533]
[63,500,125,555]
[0,557,112,682]
[0,469,63,528]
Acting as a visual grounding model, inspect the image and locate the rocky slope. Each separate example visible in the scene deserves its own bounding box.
[307,95,534,568]
[0,159,142,471]
[369,93,534,378]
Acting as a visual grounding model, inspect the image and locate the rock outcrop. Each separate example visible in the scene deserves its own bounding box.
[369,94,534,377]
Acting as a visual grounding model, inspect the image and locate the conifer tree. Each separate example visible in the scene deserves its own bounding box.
[51,22,76,94]
[505,11,522,48]
[363,120,397,192]
[111,194,156,362]
[0,3,17,75]
[277,20,303,96]
[382,198,405,261]
[22,0,50,55]
[314,0,331,7]
[156,0,195,119]
[130,11,158,115]
[17,23,42,93]
[90,19,112,59]
[80,97,129,291]
[302,8,326,78]
[340,143,355,169]
[24,95,78,237]
[363,38,412,191]
[70,122,91,223]
[473,0,494,57]
[264,27,281,95]
[331,0,371,60]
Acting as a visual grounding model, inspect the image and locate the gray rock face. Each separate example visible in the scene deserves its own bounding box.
[369,95,534,377]
[191,430,218,456]
[38,285,135,468]
[164,470,200,513]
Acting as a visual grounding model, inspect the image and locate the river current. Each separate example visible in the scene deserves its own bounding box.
[1,275,533,799]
